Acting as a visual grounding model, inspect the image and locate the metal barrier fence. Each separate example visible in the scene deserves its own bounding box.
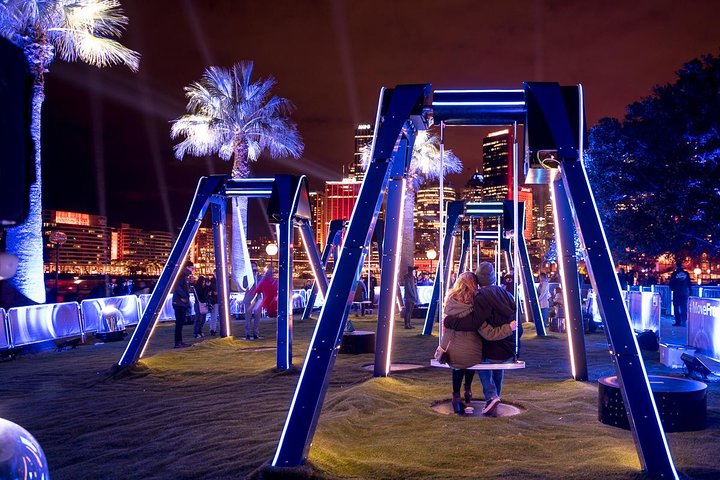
[0,289,316,351]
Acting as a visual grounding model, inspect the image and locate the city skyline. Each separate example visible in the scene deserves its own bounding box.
[39,1,719,234]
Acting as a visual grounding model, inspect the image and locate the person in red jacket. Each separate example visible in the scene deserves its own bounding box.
[245,265,278,339]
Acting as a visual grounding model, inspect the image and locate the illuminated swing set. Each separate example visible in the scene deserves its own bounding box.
[113,83,678,479]
[270,83,678,479]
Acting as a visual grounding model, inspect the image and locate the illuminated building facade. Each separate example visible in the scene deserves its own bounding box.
[482,129,513,201]
[111,224,174,275]
[324,180,361,242]
[42,210,110,274]
[309,191,325,247]
[414,183,458,253]
[189,227,216,275]
[348,123,374,182]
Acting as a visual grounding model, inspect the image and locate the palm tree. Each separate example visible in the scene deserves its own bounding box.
[0,0,139,303]
[362,129,461,275]
[171,61,303,289]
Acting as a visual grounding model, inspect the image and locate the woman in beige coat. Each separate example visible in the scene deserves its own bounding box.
[437,272,516,414]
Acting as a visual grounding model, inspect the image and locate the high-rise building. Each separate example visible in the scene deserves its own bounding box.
[43,210,111,274]
[516,186,535,240]
[482,129,513,201]
[324,180,362,240]
[348,123,374,182]
[309,191,325,247]
[414,183,458,253]
[461,168,484,203]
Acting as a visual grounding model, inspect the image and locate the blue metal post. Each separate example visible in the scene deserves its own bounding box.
[271,175,301,371]
[272,85,430,467]
[514,201,547,335]
[211,197,231,337]
[526,81,676,478]
[116,175,226,368]
[458,229,471,274]
[422,200,465,335]
[550,173,587,380]
[298,220,329,297]
[373,139,410,377]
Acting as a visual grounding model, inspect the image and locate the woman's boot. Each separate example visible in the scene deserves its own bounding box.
[464,385,473,404]
[451,392,465,414]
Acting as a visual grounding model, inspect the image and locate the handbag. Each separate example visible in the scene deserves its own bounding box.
[435,316,461,364]
[198,302,209,315]
[434,345,449,364]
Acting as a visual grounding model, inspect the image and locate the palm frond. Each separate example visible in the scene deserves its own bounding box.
[171,60,304,164]
[0,0,139,70]
[359,129,462,186]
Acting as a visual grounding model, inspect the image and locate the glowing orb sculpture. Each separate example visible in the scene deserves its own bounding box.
[0,418,50,480]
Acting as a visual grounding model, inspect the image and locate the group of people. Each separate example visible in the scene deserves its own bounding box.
[437,261,519,416]
[171,261,281,347]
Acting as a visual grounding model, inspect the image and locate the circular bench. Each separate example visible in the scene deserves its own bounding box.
[598,375,707,432]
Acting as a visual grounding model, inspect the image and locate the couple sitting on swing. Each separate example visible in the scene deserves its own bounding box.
[435,261,519,416]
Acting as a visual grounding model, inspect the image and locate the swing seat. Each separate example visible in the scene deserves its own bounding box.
[429,359,525,370]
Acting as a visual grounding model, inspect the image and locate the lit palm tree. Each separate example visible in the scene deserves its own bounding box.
[362,129,462,275]
[0,0,139,303]
[171,61,303,289]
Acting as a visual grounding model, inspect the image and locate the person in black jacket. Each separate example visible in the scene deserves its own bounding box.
[172,261,194,348]
[669,259,692,326]
[473,261,518,416]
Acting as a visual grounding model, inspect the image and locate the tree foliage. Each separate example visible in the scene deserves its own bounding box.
[586,53,720,261]
[171,61,303,288]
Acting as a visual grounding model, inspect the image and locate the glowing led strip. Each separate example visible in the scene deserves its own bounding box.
[432,101,525,107]
[273,87,387,467]
[384,178,406,375]
[574,85,677,477]
[549,170,576,379]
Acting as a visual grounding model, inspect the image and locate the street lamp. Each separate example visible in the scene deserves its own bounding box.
[426,248,437,273]
[266,242,278,270]
[693,267,702,285]
[49,231,67,301]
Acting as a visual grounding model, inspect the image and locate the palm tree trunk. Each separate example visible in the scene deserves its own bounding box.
[399,187,416,276]
[230,146,252,289]
[5,48,49,304]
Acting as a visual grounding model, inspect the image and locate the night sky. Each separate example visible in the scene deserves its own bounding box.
[40,0,719,235]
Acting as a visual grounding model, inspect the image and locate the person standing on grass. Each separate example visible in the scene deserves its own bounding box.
[669,259,692,327]
[403,266,418,329]
[171,261,194,349]
[537,272,550,327]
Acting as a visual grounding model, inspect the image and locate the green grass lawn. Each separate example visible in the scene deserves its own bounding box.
[1,313,718,479]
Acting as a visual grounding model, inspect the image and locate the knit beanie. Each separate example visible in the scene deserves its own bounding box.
[475,261,496,287]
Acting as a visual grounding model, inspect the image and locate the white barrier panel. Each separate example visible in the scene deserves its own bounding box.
[80,295,141,332]
[627,291,661,332]
[0,308,9,350]
[688,296,720,360]
[229,292,245,316]
[138,294,175,321]
[394,286,434,305]
[7,302,82,347]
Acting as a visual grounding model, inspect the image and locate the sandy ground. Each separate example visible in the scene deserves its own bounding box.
[1,312,718,480]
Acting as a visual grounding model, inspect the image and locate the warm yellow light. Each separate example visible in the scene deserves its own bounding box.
[266,243,278,256]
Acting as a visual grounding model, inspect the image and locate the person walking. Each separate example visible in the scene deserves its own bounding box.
[403,266,418,329]
[171,261,194,349]
[669,259,692,327]
[437,271,517,415]
[474,261,518,416]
